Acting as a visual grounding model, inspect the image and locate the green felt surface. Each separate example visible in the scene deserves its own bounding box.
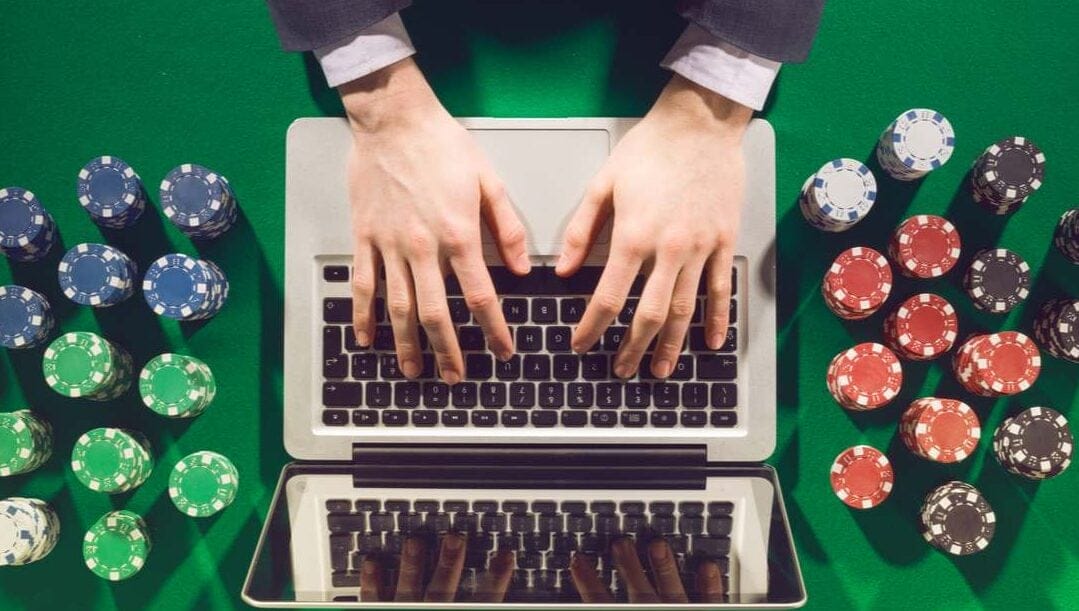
[1,1,1078,609]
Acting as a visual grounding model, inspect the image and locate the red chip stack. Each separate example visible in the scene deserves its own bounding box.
[822,247,893,319]
[830,445,894,509]
[953,331,1041,396]
[827,343,903,410]
[883,293,959,360]
[888,214,962,278]
[900,397,981,463]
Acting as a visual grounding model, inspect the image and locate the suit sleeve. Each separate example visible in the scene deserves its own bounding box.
[676,0,825,63]
[266,0,413,51]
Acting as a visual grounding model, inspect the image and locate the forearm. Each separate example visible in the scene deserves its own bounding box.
[338,58,444,134]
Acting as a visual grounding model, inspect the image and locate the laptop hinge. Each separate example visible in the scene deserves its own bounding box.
[349,443,708,490]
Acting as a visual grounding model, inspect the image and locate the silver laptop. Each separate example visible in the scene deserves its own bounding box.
[243,118,805,608]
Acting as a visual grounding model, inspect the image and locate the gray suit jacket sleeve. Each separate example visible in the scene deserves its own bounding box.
[267,0,412,51]
[676,0,824,62]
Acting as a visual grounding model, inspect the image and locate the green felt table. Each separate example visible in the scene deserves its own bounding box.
[2,1,1077,609]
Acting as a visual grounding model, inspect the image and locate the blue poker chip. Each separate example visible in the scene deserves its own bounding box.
[58,243,137,307]
[0,187,56,261]
[76,156,146,228]
[159,164,237,239]
[0,285,54,349]
[142,253,227,320]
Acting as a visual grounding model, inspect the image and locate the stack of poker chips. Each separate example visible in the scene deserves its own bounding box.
[0,497,61,566]
[970,137,1045,214]
[58,243,138,307]
[826,343,903,411]
[1033,298,1079,363]
[919,481,995,556]
[83,510,151,581]
[888,215,961,278]
[963,248,1030,314]
[952,331,1041,397]
[42,332,133,401]
[883,293,958,361]
[0,285,55,349]
[169,451,239,517]
[0,410,53,477]
[1053,208,1079,264]
[159,164,238,240]
[0,187,57,262]
[829,445,894,510]
[142,253,230,321]
[76,156,147,229]
[876,108,955,181]
[139,353,217,418]
[993,407,1072,480]
[798,158,878,232]
[821,246,893,320]
[70,428,153,494]
[900,398,980,464]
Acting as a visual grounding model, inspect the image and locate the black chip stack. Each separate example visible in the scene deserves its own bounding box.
[963,248,1030,313]
[1054,208,1079,264]
[970,136,1045,215]
[919,481,995,556]
[1033,298,1079,363]
[993,407,1072,480]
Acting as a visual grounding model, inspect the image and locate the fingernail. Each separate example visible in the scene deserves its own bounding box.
[649,540,670,562]
[710,334,724,349]
[443,534,464,552]
[401,359,420,378]
[362,560,378,575]
[517,252,532,270]
[615,363,635,379]
[556,254,566,270]
[703,561,720,578]
[354,331,369,346]
[403,538,422,559]
[654,359,672,378]
[442,370,460,385]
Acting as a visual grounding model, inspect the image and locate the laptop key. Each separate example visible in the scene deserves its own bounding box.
[625,383,650,408]
[373,326,395,350]
[331,571,361,588]
[503,298,528,323]
[698,354,737,380]
[523,355,550,380]
[472,410,498,427]
[603,326,626,351]
[394,382,420,407]
[365,382,391,407]
[581,354,608,380]
[382,410,408,426]
[324,265,349,282]
[352,410,378,426]
[538,383,563,408]
[508,513,534,532]
[561,501,586,513]
[651,411,677,427]
[681,411,707,427]
[345,327,365,352]
[384,533,404,554]
[452,383,478,407]
[596,383,621,408]
[679,515,705,535]
[591,411,617,427]
[351,353,377,379]
[618,299,638,324]
[442,411,467,426]
[420,354,435,378]
[459,326,485,351]
[326,499,352,513]
[708,501,733,516]
[323,298,352,323]
[411,410,437,426]
[671,355,693,380]
[567,514,593,533]
[517,327,543,352]
[621,411,647,427]
[551,533,576,553]
[708,515,734,536]
[480,382,506,407]
[323,326,342,358]
[532,501,557,514]
[423,382,449,407]
[562,411,587,427]
[495,355,520,380]
[623,514,649,534]
[467,354,493,380]
[730,298,737,323]
[329,533,351,571]
[510,382,535,408]
[665,534,689,555]
[545,326,572,352]
[561,298,585,323]
[523,532,551,552]
[711,383,737,408]
[517,552,543,570]
[553,355,578,380]
[480,513,507,532]
[380,355,403,379]
[328,514,366,533]
[323,382,362,407]
[568,383,593,407]
[653,383,679,408]
[692,536,731,558]
[682,383,708,408]
[532,298,557,323]
[501,410,528,427]
[531,411,557,427]
[711,411,738,427]
[448,298,470,323]
[323,409,349,426]
[453,512,478,532]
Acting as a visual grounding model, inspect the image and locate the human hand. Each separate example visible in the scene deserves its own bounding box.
[569,538,725,604]
[340,58,531,383]
[359,533,515,602]
[557,74,752,379]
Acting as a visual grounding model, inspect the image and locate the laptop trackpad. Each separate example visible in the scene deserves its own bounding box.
[472,128,611,257]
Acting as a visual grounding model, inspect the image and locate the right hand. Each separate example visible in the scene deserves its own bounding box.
[340,58,531,383]
[570,538,726,604]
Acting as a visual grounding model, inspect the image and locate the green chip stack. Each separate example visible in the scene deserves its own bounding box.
[168,451,239,517]
[42,332,132,400]
[0,410,53,477]
[70,428,153,494]
[139,353,216,418]
[0,497,60,566]
[82,510,151,581]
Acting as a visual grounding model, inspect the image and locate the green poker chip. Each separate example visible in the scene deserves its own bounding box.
[0,410,52,477]
[83,510,151,581]
[139,353,215,418]
[42,332,131,400]
[70,428,152,494]
[168,451,238,517]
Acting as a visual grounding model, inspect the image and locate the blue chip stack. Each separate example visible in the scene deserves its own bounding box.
[58,243,138,307]
[0,285,54,349]
[76,156,146,229]
[142,253,229,320]
[0,187,57,262]
[159,164,238,240]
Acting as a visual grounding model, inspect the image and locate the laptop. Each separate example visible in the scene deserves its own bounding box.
[243,117,806,608]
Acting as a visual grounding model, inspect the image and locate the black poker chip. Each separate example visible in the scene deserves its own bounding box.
[963,248,1030,313]
[1033,298,1079,363]
[993,407,1073,480]
[1054,209,1079,264]
[971,137,1045,206]
[919,481,996,556]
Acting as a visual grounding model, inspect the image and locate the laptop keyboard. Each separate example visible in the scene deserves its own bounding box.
[320,266,740,429]
[323,495,732,602]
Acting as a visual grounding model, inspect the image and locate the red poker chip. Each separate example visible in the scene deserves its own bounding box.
[970,331,1041,395]
[823,247,893,318]
[889,215,962,278]
[901,397,981,463]
[885,293,958,360]
[830,445,894,509]
[828,343,903,410]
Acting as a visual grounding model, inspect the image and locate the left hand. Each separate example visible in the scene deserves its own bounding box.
[556,75,753,379]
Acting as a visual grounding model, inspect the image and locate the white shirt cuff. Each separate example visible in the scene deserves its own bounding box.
[660,23,781,112]
[314,12,416,88]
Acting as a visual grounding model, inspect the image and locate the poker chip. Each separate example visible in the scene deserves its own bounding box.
[83,510,151,581]
[830,445,894,509]
[1054,208,1079,264]
[821,247,893,320]
[70,428,153,494]
[888,215,961,278]
[900,397,980,463]
[0,187,58,262]
[993,407,1072,480]
[876,109,955,181]
[0,410,53,477]
[159,164,238,240]
[76,156,146,229]
[142,253,230,321]
[826,343,903,410]
[883,293,958,361]
[919,481,995,556]
[799,159,878,232]
[169,451,239,517]
[0,497,60,566]
[963,248,1030,314]
[42,332,133,400]
[970,137,1045,214]
[952,331,1040,397]
[1033,298,1079,363]
[0,285,55,349]
[57,243,138,308]
[140,353,216,418]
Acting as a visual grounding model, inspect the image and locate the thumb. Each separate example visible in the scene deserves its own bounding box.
[556,171,612,277]
[479,169,531,275]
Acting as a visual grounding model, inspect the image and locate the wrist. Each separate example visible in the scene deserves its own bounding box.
[338,57,445,133]
[648,74,753,140]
